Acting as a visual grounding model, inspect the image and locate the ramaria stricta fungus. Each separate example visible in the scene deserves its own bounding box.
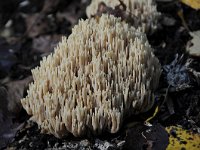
[21,14,161,138]
[86,0,160,33]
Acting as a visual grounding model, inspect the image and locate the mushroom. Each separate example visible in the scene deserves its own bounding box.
[86,0,160,33]
[21,14,161,138]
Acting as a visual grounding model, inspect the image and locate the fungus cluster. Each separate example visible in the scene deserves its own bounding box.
[21,14,161,138]
[86,0,160,32]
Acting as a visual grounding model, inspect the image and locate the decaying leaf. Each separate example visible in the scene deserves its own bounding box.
[25,13,56,38]
[0,87,8,120]
[0,38,18,73]
[32,35,62,54]
[187,30,200,57]
[177,9,189,30]
[166,126,200,150]
[181,0,200,10]
[0,117,24,149]
[163,54,192,91]
[0,86,24,149]
[42,0,60,13]
[5,76,33,115]
[124,123,168,150]
[0,76,32,148]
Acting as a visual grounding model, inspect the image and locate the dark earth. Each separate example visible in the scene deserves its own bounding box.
[0,0,200,149]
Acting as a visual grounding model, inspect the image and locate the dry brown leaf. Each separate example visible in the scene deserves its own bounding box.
[25,13,56,38]
[0,77,32,148]
[6,76,33,115]
[32,35,62,54]
[42,0,60,13]
[181,0,200,10]
[0,86,24,149]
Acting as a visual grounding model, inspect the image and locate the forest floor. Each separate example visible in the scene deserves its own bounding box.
[0,0,200,149]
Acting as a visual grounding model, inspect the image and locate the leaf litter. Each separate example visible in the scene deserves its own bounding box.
[0,0,200,149]
[187,30,200,57]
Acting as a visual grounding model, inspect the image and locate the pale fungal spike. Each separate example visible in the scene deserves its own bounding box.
[86,0,160,32]
[21,14,161,138]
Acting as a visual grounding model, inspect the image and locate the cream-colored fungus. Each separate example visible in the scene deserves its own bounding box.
[21,14,161,138]
[86,0,160,32]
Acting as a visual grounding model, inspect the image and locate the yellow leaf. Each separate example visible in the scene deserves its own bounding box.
[181,0,200,10]
[166,126,200,150]
[144,95,160,126]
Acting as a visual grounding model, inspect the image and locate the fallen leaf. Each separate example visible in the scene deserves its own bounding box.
[177,9,189,30]
[0,87,8,120]
[5,76,33,115]
[145,105,159,124]
[0,76,32,148]
[25,13,56,38]
[42,0,60,13]
[0,38,18,73]
[181,0,200,10]
[0,86,24,149]
[32,35,62,54]
[187,30,200,57]
[56,12,78,26]
[56,0,88,27]
[0,117,24,149]
[124,123,169,150]
[166,126,200,150]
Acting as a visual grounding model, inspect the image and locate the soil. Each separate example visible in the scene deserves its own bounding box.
[0,0,200,150]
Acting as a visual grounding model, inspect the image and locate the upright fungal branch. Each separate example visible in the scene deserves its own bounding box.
[86,0,160,32]
[21,14,161,138]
